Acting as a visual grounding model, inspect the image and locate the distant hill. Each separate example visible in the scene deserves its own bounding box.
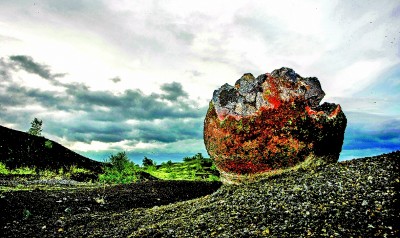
[0,125,103,173]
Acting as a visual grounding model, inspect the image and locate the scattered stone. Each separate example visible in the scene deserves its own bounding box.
[54,219,65,227]
[204,67,347,183]
[64,207,72,213]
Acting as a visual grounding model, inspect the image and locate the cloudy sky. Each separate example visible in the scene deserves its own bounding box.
[0,0,399,163]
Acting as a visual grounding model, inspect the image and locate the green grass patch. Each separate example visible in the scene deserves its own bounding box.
[99,152,141,184]
[144,154,220,182]
[0,162,95,180]
[0,162,9,175]
[0,152,220,186]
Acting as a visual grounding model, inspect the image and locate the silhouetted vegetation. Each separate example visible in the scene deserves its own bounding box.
[142,156,155,167]
[27,118,43,136]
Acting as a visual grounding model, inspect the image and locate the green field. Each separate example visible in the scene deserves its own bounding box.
[146,156,219,181]
[0,153,220,187]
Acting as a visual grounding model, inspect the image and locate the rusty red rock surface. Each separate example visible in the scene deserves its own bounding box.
[204,67,347,183]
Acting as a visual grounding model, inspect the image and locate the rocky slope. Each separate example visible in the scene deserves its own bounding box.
[0,125,103,173]
[50,151,399,237]
[0,181,222,237]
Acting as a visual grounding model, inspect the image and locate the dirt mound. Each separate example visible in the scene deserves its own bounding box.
[0,125,103,173]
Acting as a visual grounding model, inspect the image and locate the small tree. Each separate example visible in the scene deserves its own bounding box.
[44,140,53,149]
[142,156,154,167]
[109,151,130,172]
[28,118,43,136]
[99,152,140,184]
[166,160,173,167]
[194,153,204,160]
[183,156,194,162]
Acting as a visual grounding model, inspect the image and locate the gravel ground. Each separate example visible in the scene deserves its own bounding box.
[0,178,82,186]
[1,151,399,237]
[65,151,399,237]
[0,181,221,237]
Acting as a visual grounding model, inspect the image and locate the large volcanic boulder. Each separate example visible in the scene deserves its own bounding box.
[204,67,347,184]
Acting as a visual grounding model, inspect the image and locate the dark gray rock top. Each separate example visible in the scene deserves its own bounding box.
[211,67,326,117]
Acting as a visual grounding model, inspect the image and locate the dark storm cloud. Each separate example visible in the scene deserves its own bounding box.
[1,72,202,121]
[134,118,204,143]
[160,82,188,101]
[8,55,66,80]
[0,55,205,144]
[63,85,201,121]
[0,57,15,81]
[4,85,57,106]
[53,120,131,143]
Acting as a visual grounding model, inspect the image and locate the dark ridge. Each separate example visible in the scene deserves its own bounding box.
[0,124,103,173]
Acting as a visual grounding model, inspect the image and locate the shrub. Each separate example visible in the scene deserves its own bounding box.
[193,153,204,160]
[208,174,220,182]
[183,156,194,162]
[39,169,59,179]
[145,165,157,173]
[194,162,204,172]
[13,167,36,175]
[165,166,173,173]
[70,165,91,175]
[99,152,139,184]
[210,163,217,171]
[99,166,138,184]
[99,169,122,184]
[190,170,196,180]
[65,165,94,181]
[0,162,10,174]
[0,162,9,175]
[183,153,209,164]
[161,160,173,172]
[44,140,53,149]
[168,172,177,179]
[142,157,155,167]
[109,151,130,172]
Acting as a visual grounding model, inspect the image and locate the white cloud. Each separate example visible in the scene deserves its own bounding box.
[0,0,399,160]
[324,60,394,98]
[68,139,163,153]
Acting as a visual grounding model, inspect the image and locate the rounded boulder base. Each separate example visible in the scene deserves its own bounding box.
[204,67,347,184]
[218,154,328,184]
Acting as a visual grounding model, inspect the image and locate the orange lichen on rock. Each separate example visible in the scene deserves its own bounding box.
[204,67,347,184]
[329,105,342,118]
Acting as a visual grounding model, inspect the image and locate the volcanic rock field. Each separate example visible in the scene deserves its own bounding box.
[1,151,398,237]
